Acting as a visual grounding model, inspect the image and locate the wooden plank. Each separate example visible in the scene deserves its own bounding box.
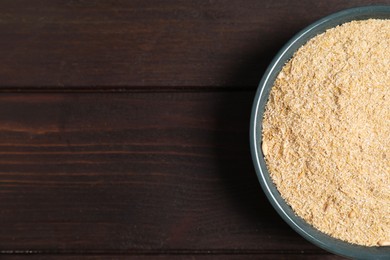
[0,0,385,89]
[3,253,345,259]
[0,92,338,256]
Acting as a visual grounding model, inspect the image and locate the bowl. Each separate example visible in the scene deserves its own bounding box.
[250,6,390,260]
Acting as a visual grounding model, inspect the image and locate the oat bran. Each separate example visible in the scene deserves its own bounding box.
[262,19,389,246]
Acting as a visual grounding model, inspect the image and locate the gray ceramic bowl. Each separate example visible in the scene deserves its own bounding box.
[250,6,390,260]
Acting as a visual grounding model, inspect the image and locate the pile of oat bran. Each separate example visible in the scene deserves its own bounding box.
[262,19,389,246]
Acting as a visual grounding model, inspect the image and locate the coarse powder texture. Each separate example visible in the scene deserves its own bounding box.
[262,19,389,246]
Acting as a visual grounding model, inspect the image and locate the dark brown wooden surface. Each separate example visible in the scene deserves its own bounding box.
[0,0,387,89]
[4,254,341,260]
[0,0,386,259]
[0,93,306,250]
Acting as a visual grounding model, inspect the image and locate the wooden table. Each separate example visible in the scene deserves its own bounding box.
[0,1,385,259]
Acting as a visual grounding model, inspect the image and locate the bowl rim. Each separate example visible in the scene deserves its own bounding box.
[250,5,390,259]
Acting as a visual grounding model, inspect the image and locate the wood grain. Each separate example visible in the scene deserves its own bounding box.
[0,0,386,89]
[3,254,343,260]
[0,92,343,259]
